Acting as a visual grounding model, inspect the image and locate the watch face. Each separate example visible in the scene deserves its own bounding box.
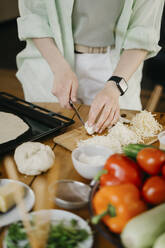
[120,79,128,93]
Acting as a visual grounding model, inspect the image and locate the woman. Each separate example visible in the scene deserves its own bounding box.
[16,0,164,133]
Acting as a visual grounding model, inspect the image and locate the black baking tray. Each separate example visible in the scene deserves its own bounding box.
[0,92,74,155]
[89,182,124,248]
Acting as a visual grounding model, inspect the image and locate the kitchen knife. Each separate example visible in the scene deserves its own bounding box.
[69,99,85,126]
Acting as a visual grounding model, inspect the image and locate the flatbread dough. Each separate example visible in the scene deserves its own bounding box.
[0,112,29,144]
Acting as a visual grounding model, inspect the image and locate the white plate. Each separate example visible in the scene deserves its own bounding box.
[0,179,35,228]
[3,209,93,248]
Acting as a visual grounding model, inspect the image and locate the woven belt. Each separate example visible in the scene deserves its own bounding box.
[74,44,108,54]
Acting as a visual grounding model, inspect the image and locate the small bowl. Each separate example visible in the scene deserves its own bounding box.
[158,131,165,150]
[72,144,113,179]
[49,180,91,210]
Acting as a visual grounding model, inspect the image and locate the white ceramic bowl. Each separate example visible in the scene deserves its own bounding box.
[72,144,113,179]
[158,131,165,150]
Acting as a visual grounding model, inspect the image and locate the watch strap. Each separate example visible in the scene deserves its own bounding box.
[108,76,127,96]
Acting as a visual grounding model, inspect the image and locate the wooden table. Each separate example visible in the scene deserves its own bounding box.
[0,103,164,248]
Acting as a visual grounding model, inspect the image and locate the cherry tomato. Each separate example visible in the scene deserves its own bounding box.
[142,176,165,205]
[104,154,142,187]
[137,148,165,175]
[162,164,165,178]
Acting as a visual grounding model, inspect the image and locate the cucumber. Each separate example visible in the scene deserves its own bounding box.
[121,204,165,248]
[153,233,165,248]
[123,144,153,159]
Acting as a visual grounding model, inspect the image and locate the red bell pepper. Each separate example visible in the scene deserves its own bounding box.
[100,154,142,187]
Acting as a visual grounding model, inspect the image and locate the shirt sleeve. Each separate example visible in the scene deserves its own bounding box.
[17,0,53,41]
[123,0,165,58]
[159,4,165,48]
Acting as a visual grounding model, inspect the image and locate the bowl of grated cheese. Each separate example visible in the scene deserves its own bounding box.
[72,144,113,179]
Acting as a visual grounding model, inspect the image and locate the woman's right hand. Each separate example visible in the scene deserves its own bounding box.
[32,37,78,109]
[51,58,78,109]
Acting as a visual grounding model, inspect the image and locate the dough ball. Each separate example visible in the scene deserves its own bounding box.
[85,122,95,135]
[14,142,55,175]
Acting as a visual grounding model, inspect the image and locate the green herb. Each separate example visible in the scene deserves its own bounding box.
[5,219,90,248]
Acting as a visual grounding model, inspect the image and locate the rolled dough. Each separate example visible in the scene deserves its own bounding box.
[0,112,29,144]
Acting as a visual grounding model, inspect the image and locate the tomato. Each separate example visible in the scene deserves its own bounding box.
[162,164,165,178]
[104,154,142,187]
[142,176,165,205]
[100,173,121,187]
[137,148,165,175]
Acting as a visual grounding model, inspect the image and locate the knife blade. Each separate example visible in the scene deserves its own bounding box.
[69,99,85,126]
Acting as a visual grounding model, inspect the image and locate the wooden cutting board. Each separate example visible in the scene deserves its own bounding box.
[53,111,165,152]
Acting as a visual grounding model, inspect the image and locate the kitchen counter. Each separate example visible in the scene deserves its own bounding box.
[0,102,164,248]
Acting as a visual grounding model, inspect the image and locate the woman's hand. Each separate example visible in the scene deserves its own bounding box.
[32,38,78,109]
[87,48,148,133]
[87,82,120,133]
[51,59,78,109]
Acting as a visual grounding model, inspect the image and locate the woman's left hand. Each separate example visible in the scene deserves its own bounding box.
[87,82,120,133]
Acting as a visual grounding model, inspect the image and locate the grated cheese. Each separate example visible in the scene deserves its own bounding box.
[108,122,142,146]
[78,110,163,153]
[130,110,162,138]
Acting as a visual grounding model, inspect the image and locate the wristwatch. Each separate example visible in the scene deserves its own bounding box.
[107,76,128,96]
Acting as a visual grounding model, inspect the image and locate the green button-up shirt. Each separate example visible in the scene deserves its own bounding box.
[17,0,164,69]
